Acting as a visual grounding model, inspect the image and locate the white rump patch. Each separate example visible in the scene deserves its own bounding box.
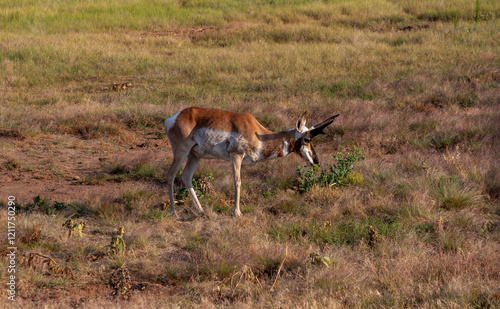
[164,112,180,133]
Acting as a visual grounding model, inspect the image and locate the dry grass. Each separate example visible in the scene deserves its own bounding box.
[0,0,499,307]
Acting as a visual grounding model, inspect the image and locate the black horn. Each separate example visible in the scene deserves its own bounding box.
[309,114,340,137]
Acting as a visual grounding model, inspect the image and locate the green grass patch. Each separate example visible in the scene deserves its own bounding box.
[143,210,170,221]
[269,217,400,246]
[430,177,482,210]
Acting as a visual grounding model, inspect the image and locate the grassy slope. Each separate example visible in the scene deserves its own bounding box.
[0,0,499,307]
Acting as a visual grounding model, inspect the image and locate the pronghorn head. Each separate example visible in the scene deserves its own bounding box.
[293,112,340,166]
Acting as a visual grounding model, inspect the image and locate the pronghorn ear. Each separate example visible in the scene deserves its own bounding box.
[310,114,340,137]
[296,112,307,132]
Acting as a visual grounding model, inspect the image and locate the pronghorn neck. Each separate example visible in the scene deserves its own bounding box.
[256,128,297,161]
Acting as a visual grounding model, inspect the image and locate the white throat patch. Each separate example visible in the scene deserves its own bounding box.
[283,141,289,156]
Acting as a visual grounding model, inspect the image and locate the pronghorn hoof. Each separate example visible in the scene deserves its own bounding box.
[233,211,242,217]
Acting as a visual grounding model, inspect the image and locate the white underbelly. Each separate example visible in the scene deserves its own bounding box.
[191,143,231,160]
[190,129,262,164]
[191,129,237,160]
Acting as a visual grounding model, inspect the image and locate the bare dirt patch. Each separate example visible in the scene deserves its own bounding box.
[0,134,170,204]
[24,283,112,306]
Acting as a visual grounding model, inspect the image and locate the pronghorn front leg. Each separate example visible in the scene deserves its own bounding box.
[166,148,190,217]
[182,152,204,214]
[230,153,243,217]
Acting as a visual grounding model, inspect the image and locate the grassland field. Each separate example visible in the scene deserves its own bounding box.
[0,0,499,308]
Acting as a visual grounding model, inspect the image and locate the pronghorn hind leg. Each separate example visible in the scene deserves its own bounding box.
[230,153,243,217]
[166,149,190,217]
[182,152,204,214]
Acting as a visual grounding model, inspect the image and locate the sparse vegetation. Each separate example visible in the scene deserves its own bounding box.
[62,218,87,238]
[296,146,365,192]
[431,177,482,210]
[0,0,499,307]
[110,225,126,256]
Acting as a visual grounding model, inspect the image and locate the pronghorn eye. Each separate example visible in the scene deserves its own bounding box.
[304,138,311,144]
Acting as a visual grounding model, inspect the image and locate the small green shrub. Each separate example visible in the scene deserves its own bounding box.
[23,195,49,213]
[22,197,75,215]
[296,146,365,193]
[53,201,68,212]
[33,195,49,208]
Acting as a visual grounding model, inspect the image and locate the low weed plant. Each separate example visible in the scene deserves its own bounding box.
[296,146,365,193]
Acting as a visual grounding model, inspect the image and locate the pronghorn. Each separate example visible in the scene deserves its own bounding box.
[164,107,339,217]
